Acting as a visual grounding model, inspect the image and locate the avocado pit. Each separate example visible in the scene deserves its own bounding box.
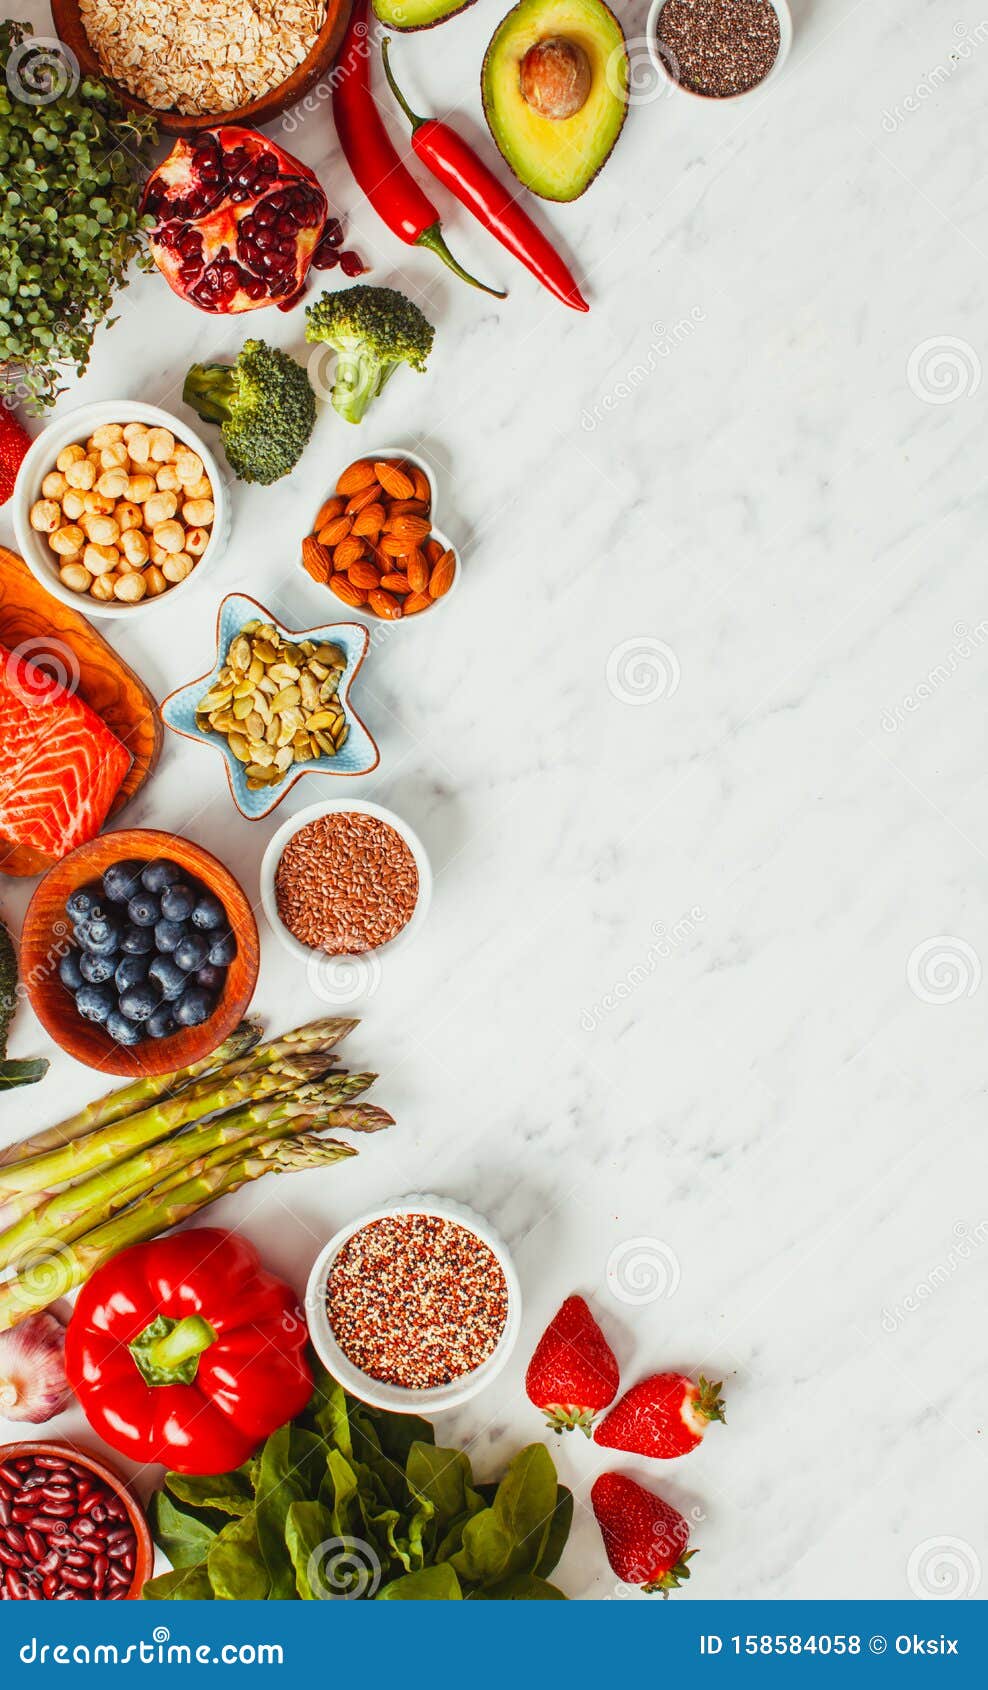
[519,36,593,119]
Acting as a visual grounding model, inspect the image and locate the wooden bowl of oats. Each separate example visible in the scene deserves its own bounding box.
[51,0,353,134]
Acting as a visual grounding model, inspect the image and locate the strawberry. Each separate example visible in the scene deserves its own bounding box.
[591,1471,696,1595]
[595,1371,726,1458]
[525,1295,619,1435]
[0,407,31,505]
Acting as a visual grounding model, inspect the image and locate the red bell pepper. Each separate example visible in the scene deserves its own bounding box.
[65,1229,312,1475]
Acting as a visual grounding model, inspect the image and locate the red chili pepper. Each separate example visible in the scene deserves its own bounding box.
[65,1229,313,1475]
[333,0,504,299]
[380,38,589,315]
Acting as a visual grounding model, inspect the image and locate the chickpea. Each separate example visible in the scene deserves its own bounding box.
[62,489,86,520]
[56,444,85,473]
[183,526,210,558]
[97,468,129,499]
[64,457,96,491]
[82,512,120,547]
[30,499,61,533]
[100,442,130,471]
[175,450,204,486]
[150,543,169,567]
[122,421,147,442]
[162,552,193,584]
[144,491,177,526]
[126,430,151,465]
[147,427,175,463]
[126,473,156,504]
[82,490,115,516]
[49,524,86,557]
[144,565,168,597]
[115,501,143,532]
[83,543,120,577]
[182,498,214,527]
[114,571,147,603]
[59,562,92,593]
[90,571,120,602]
[41,471,68,501]
[90,423,124,449]
[120,528,149,568]
[185,475,213,501]
[155,462,181,492]
[153,520,185,554]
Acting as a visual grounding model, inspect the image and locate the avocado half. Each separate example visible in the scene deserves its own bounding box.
[372,0,477,27]
[481,0,629,203]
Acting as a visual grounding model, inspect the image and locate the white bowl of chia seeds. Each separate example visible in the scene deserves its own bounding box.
[305,1195,522,1414]
[647,0,792,102]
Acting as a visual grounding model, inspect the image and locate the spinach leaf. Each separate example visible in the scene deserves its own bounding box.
[255,1424,325,1599]
[475,1573,567,1600]
[406,1442,484,1536]
[207,1513,271,1601]
[378,1564,462,1600]
[450,1445,559,1588]
[165,1467,254,1518]
[283,1500,334,1599]
[143,1564,214,1601]
[148,1493,217,1569]
[535,1485,574,1578]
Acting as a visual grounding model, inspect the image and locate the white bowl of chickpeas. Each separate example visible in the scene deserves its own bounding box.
[13,400,230,617]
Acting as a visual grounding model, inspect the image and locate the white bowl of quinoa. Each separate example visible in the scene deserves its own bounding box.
[305,1196,522,1414]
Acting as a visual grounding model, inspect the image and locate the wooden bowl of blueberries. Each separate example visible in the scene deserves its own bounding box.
[22,828,259,1076]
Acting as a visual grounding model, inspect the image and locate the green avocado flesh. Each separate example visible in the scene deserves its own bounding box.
[482,0,628,202]
[372,0,477,27]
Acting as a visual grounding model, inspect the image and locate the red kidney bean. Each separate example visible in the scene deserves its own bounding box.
[33,1457,67,1471]
[42,1574,59,1599]
[74,1517,96,1537]
[4,1526,25,1554]
[23,1531,45,1563]
[38,1502,75,1519]
[10,1507,34,1524]
[64,1550,89,1568]
[0,1545,20,1570]
[41,1483,73,1502]
[93,1554,108,1594]
[37,1552,58,1575]
[61,1568,93,1591]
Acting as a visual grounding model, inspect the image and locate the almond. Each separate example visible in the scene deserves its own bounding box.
[349,560,382,590]
[346,481,384,515]
[386,513,432,542]
[352,502,386,538]
[411,467,431,503]
[386,498,431,519]
[329,575,367,608]
[380,572,411,594]
[369,588,402,620]
[302,535,332,584]
[332,535,366,572]
[378,533,414,558]
[313,493,346,530]
[403,590,433,615]
[374,460,415,500]
[319,514,353,547]
[406,549,429,594]
[336,459,378,496]
[428,548,456,599]
[425,536,444,565]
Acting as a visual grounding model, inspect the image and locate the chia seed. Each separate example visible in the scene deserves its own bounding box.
[657,0,781,98]
[326,1213,509,1390]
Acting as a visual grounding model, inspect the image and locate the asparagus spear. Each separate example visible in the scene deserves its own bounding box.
[0,1059,373,1207]
[146,1099,394,1201]
[0,1020,263,1168]
[0,1076,384,1271]
[206,1018,357,1085]
[0,1134,357,1333]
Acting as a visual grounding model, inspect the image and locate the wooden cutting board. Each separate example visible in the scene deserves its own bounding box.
[0,546,162,877]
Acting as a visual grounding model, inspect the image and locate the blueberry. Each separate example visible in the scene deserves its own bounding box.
[115,954,150,993]
[208,931,237,967]
[58,951,84,992]
[81,911,124,956]
[154,918,189,955]
[106,1011,144,1046]
[66,882,103,925]
[148,955,190,1002]
[147,1002,178,1040]
[79,951,116,985]
[191,893,227,931]
[121,922,155,956]
[160,882,196,923]
[174,986,215,1028]
[101,860,146,904]
[118,983,161,1023]
[141,859,184,895]
[127,892,161,928]
[174,930,210,972]
[75,983,116,1025]
[196,962,226,992]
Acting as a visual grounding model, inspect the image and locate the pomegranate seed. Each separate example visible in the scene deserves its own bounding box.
[339,250,367,277]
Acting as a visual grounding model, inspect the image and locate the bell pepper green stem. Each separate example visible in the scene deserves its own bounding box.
[146,1315,217,1372]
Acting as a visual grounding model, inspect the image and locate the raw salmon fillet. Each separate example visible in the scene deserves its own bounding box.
[0,644,131,858]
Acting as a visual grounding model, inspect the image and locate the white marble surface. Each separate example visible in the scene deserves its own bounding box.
[2,0,987,1602]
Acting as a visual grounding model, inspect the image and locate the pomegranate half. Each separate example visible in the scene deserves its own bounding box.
[142,127,330,314]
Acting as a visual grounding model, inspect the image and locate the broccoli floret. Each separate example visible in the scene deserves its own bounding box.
[182,339,316,484]
[304,285,434,426]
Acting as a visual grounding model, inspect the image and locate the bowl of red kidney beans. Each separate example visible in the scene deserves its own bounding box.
[0,1442,152,1601]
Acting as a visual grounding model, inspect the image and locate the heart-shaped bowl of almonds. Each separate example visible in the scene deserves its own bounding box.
[160,593,380,820]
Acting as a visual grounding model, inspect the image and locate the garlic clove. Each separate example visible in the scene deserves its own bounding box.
[0,1311,71,1423]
